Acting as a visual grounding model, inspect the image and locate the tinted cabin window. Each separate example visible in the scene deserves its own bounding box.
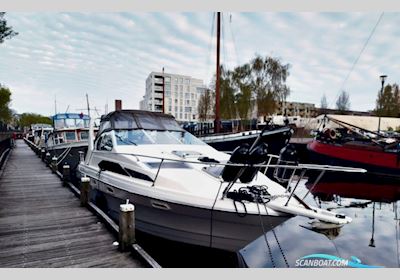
[65,131,76,141]
[125,168,153,182]
[80,131,88,140]
[98,161,128,176]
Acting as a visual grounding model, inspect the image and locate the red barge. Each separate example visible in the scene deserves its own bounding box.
[307,116,400,179]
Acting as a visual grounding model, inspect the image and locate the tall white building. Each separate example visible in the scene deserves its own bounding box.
[140,72,207,122]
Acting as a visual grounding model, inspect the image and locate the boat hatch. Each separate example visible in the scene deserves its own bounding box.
[172,150,203,158]
[145,161,191,169]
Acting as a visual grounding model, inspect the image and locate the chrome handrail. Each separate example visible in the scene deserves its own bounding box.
[91,151,367,173]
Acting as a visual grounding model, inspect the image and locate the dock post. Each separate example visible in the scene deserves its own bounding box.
[80,177,90,206]
[41,149,46,161]
[45,152,51,166]
[51,156,58,173]
[62,164,70,186]
[119,201,135,252]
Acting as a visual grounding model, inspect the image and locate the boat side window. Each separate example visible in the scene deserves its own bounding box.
[98,161,128,176]
[80,131,89,140]
[65,131,76,141]
[99,133,113,151]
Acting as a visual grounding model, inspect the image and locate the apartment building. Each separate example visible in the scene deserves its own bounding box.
[276,101,318,118]
[140,72,207,122]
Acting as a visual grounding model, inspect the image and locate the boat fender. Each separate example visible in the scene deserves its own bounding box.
[221,143,250,182]
[239,143,268,183]
[273,144,298,183]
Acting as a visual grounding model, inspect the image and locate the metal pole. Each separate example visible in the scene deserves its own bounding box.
[214,12,221,134]
[378,75,387,134]
[162,67,165,114]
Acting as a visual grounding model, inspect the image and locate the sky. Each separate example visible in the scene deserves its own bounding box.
[1,12,399,117]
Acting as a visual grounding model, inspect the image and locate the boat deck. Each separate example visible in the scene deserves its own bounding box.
[0,140,145,267]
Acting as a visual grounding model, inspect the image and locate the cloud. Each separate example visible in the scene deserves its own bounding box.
[0,12,399,115]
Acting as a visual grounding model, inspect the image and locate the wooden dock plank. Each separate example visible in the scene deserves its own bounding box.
[0,140,145,268]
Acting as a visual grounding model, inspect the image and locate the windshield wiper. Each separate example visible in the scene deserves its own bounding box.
[115,134,137,145]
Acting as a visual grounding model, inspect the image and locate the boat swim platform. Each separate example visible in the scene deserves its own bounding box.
[0,140,147,268]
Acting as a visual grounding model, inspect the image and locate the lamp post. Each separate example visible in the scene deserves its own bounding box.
[378,75,387,134]
[162,67,165,114]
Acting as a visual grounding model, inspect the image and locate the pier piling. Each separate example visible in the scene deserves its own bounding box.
[80,176,90,206]
[40,148,45,161]
[62,164,70,185]
[45,152,50,166]
[119,202,136,252]
[51,156,57,173]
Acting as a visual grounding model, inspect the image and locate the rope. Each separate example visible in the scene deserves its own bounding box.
[331,12,384,108]
[255,201,276,267]
[205,12,216,86]
[228,13,240,67]
[55,146,72,166]
[262,203,290,267]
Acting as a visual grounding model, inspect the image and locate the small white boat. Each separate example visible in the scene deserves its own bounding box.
[78,110,364,252]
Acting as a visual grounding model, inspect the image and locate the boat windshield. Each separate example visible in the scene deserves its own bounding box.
[115,129,205,145]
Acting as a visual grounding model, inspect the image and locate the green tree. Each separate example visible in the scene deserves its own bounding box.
[0,12,18,44]
[250,54,290,116]
[17,113,52,128]
[197,89,214,122]
[235,85,252,130]
[336,90,350,113]
[376,84,400,117]
[0,84,12,123]
[220,67,236,119]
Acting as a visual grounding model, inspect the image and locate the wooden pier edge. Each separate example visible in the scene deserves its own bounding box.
[44,149,161,268]
[0,139,161,268]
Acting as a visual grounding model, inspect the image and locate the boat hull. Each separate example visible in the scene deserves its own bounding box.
[203,128,291,154]
[307,140,400,178]
[46,143,88,184]
[88,177,290,252]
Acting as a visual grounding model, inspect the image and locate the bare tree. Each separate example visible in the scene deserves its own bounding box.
[197,89,214,121]
[336,91,350,113]
[320,94,328,114]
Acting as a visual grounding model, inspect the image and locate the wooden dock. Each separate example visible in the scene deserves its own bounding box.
[0,140,146,268]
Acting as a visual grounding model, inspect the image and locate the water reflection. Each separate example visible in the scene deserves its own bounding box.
[239,174,400,268]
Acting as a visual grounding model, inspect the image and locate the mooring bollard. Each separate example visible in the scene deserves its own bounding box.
[119,200,135,252]
[45,152,51,166]
[51,156,57,173]
[78,151,85,163]
[80,177,90,206]
[62,164,70,186]
[41,149,46,161]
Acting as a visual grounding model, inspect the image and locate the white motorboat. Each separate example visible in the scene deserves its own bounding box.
[78,110,364,252]
[46,113,97,180]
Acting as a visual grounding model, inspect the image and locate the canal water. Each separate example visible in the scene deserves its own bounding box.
[137,173,400,268]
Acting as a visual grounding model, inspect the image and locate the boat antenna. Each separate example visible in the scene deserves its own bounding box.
[214,12,221,134]
[65,105,70,113]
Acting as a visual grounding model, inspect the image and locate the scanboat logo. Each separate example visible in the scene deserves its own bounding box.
[295,254,383,268]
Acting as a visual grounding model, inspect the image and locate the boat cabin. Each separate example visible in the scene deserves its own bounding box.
[94,110,205,150]
[47,113,94,146]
